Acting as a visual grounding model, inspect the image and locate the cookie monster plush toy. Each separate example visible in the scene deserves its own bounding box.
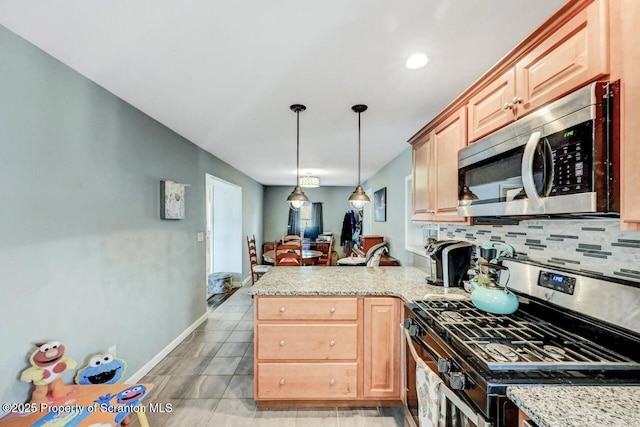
[75,353,127,385]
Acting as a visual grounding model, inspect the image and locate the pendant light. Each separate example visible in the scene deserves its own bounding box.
[348,104,371,211]
[286,104,309,211]
[458,185,479,206]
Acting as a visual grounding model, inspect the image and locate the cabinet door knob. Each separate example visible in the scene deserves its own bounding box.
[279,307,285,313]
[330,307,336,313]
[512,96,523,104]
[503,102,513,110]
[329,340,335,347]
[279,340,285,347]
[330,379,335,386]
[280,379,285,386]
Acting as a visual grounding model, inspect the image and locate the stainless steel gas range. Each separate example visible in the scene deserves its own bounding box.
[403,258,640,427]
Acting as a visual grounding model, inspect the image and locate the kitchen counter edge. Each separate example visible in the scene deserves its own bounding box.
[247,266,467,302]
[507,385,640,427]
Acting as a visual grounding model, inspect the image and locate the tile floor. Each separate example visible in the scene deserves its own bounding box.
[131,284,404,426]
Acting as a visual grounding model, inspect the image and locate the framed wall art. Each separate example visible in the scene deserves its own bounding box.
[160,180,187,219]
[374,187,386,222]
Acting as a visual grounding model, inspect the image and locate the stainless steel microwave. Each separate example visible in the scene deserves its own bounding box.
[457,81,619,218]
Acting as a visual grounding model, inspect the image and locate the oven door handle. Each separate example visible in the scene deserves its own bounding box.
[404,325,446,363]
[521,131,544,211]
[403,328,493,427]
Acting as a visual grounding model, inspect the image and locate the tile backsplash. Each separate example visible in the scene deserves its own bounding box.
[439,219,640,282]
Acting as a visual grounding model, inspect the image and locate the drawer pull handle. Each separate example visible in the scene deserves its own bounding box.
[329,340,335,347]
[280,340,285,347]
[279,307,285,313]
[330,307,336,313]
[330,379,335,386]
[280,379,285,386]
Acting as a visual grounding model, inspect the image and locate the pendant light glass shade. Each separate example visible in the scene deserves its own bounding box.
[287,104,309,211]
[349,104,371,211]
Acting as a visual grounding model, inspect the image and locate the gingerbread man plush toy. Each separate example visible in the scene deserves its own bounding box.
[20,341,77,404]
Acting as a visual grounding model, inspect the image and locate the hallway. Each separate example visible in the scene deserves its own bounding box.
[133,284,405,426]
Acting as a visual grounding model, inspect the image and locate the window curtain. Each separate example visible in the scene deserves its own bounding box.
[311,202,323,233]
[287,209,301,236]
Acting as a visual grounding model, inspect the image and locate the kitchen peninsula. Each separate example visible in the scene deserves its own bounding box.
[249,266,465,407]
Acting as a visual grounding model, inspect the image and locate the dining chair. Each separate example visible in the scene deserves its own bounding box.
[318,238,334,266]
[247,235,272,285]
[274,241,302,266]
[283,234,303,243]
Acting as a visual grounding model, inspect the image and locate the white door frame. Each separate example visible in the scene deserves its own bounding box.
[205,174,242,282]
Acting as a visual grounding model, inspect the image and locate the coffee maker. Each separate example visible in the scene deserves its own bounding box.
[425,240,473,287]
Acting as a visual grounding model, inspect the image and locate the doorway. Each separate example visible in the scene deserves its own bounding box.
[205,174,242,298]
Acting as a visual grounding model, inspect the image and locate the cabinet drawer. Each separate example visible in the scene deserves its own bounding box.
[257,297,358,320]
[257,324,358,360]
[257,362,357,399]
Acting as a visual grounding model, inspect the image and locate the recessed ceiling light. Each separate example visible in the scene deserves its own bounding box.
[406,53,429,69]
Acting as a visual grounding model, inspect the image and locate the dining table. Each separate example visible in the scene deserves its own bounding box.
[263,249,323,266]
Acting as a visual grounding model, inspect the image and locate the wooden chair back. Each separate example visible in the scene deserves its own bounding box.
[319,238,334,266]
[274,241,302,266]
[283,234,302,244]
[247,234,270,285]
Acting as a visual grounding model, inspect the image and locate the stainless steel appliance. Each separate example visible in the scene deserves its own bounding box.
[403,258,640,427]
[425,241,473,287]
[457,81,619,217]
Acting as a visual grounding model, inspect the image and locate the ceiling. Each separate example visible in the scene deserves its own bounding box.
[0,0,566,186]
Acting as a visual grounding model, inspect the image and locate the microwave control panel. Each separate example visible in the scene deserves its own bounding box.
[547,120,593,196]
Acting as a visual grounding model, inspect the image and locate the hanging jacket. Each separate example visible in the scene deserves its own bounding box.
[340,212,352,246]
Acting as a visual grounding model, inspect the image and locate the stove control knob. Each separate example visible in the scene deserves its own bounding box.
[403,319,412,329]
[449,372,466,390]
[437,358,451,374]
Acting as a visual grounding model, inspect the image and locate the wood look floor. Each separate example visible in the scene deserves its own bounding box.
[129,284,405,426]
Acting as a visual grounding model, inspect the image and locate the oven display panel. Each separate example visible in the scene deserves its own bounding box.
[538,271,576,294]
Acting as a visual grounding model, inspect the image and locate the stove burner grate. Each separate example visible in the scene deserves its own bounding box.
[413,299,640,371]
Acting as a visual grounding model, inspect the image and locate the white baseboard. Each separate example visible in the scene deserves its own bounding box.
[125,312,208,384]
[241,276,251,287]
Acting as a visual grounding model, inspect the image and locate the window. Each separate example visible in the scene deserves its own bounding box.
[287,202,323,238]
[300,202,313,229]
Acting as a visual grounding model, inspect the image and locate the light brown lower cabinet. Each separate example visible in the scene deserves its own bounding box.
[254,295,402,406]
[363,297,402,398]
[517,408,539,426]
[257,362,358,399]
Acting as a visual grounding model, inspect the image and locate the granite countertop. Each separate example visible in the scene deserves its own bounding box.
[507,386,640,427]
[248,266,468,302]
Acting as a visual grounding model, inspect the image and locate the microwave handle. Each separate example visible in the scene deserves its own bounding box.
[521,131,544,211]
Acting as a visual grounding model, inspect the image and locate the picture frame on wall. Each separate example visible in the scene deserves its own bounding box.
[374,187,386,222]
[160,180,186,219]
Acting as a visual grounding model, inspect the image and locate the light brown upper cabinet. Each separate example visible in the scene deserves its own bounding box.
[411,131,433,221]
[606,0,640,230]
[410,0,640,229]
[467,0,609,142]
[411,107,468,223]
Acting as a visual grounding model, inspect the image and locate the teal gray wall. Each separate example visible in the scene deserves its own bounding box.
[263,186,354,257]
[0,25,263,408]
[362,147,429,269]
